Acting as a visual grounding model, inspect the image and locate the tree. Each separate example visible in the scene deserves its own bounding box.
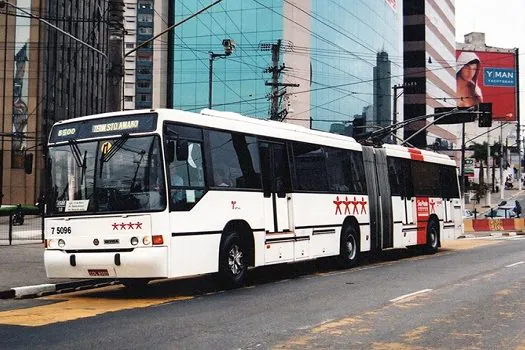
[470,142,487,185]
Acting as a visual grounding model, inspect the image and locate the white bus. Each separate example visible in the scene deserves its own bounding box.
[44,109,463,288]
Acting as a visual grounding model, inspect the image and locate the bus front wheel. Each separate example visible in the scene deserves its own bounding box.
[218,233,247,289]
[337,226,360,268]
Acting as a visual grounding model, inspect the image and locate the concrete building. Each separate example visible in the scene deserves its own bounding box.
[0,0,46,205]
[402,0,457,149]
[123,0,168,111]
[0,0,110,205]
[373,51,392,130]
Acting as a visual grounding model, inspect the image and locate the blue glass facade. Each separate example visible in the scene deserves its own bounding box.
[171,0,401,131]
[309,0,401,130]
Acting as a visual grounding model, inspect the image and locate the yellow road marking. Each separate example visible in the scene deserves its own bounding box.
[0,286,193,327]
[441,239,501,250]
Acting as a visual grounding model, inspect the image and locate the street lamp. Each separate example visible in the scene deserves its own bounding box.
[208,39,236,109]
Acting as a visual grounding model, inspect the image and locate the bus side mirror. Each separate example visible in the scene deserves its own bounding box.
[24,153,33,175]
[176,140,188,161]
[167,141,175,163]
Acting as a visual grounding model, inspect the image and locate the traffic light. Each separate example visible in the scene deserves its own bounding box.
[434,107,476,124]
[478,103,493,127]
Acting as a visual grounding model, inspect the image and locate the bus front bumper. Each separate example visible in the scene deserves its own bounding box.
[45,247,168,279]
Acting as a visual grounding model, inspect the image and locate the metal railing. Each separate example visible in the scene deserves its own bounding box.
[0,207,44,245]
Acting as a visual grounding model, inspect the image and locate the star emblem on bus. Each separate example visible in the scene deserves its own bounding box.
[111,222,143,230]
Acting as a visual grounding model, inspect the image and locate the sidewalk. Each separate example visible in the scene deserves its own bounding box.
[0,243,113,299]
[464,187,525,213]
[0,244,68,292]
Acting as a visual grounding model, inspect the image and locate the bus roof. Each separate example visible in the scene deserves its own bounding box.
[52,108,456,166]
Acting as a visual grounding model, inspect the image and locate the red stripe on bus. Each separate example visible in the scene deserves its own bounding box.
[415,197,429,244]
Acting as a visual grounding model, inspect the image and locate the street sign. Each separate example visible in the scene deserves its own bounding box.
[464,158,474,177]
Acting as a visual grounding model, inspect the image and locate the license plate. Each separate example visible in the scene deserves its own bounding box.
[88,269,109,277]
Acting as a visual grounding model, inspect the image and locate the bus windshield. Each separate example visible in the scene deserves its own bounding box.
[47,135,166,215]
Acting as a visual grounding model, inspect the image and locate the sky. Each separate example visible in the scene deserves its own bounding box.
[455,0,525,122]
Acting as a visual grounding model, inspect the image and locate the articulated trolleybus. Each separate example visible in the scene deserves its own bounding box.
[44,109,463,288]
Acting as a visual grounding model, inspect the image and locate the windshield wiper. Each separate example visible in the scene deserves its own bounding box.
[99,133,129,177]
[130,150,146,191]
[68,140,87,185]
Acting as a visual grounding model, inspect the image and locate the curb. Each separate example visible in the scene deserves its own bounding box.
[0,279,118,299]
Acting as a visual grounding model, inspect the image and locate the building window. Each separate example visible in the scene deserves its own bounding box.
[138,68,152,75]
[125,43,134,49]
[138,14,153,22]
[125,16,136,23]
[139,1,153,9]
[139,27,153,35]
[137,80,151,89]
[138,94,151,102]
[137,53,152,62]
[124,96,134,102]
[139,41,152,49]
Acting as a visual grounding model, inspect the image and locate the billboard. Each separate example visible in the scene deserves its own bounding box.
[456,50,517,121]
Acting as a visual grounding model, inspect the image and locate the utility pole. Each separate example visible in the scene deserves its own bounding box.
[107,0,125,112]
[392,82,416,144]
[270,40,281,120]
[487,132,491,207]
[460,122,466,195]
[516,48,521,190]
[263,40,298,121]
[500,121,504,200]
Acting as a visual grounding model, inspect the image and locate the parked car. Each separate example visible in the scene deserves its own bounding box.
[463,209,475,219]
[483,207,516,219]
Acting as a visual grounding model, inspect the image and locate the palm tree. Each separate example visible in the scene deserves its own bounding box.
[470,142,487,185]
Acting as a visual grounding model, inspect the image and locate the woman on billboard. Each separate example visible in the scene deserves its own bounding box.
[456,51,483,107]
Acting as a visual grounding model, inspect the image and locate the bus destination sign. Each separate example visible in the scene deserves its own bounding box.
[50,113,157,142]
[92,120,139,133]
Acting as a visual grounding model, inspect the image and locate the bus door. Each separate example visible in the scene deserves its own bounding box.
[362,147,381,251]
[400,158,415,227]
[259,141,292,233]
[375,149,393,249]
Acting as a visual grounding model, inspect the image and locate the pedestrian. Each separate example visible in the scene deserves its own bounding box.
[514,200,522,218]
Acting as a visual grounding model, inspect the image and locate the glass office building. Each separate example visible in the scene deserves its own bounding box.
[170,0,402,131]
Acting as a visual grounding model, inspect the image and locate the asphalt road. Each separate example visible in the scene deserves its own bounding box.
[0,237,524,349]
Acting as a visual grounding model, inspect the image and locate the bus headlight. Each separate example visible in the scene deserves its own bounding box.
[131,237,139,246]
[58,239,66,248]
[143,236,151,245]
[47,239,57,249]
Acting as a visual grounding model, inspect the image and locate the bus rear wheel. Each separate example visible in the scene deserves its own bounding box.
[218,233,247,289]
[425,219,439,254]
[337,226,360,268]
